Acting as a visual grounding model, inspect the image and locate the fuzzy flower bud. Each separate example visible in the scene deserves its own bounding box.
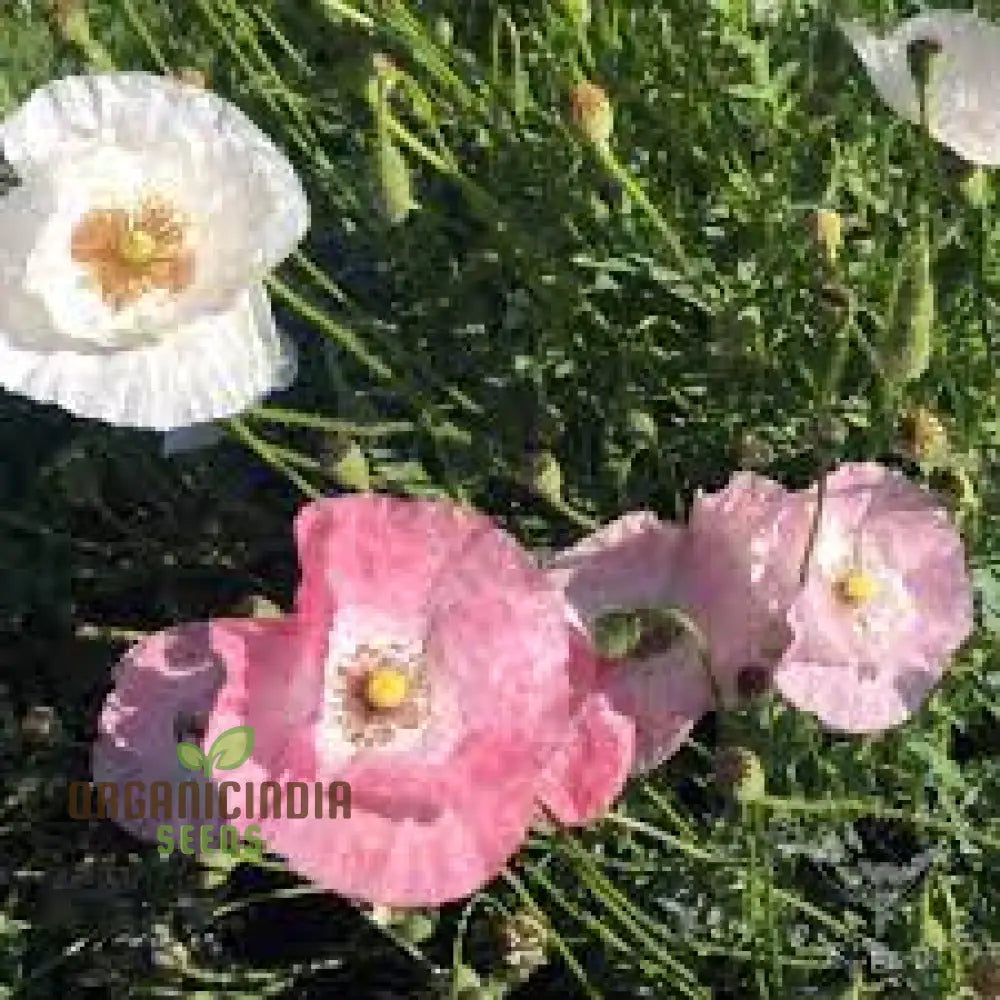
[569,81,613,149]
[559,0,591,28]
[500,910,550,979]
[970,951,1000,999]
[323,438,371,491]
[526,450,563,503]
[175,68,208,89]
[809,208,843,265]
[714,746,765,803]
[898,406,948,465]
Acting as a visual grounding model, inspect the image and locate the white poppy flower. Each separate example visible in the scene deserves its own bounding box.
[0,72,309,430]
[841,10,1000,166]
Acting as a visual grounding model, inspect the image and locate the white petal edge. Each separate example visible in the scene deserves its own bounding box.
[0,283,298,430]
[0,72,309,272]
[840,11,1000,167]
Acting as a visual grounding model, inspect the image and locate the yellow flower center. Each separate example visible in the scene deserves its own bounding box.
[118,227,159,266]
[70,195,195,311]
[364,667,410,711]
[834,570,880,607]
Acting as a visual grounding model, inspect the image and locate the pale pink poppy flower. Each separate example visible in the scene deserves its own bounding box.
[545,512,713,773]
[545,478,812,772]
[773,463,973,733]
[94,495,603,906]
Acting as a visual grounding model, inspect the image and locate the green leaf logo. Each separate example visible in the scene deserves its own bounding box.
[177,742,206,772]
[205,725,255,778]
[176,725,255,779]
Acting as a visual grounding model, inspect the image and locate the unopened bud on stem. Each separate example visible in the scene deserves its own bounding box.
[569,81,613,150]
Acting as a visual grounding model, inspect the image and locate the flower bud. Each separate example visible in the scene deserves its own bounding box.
[396,910,436,944]
[884,229,934,387]
[970,951,1000,999]
[364,53,399,107]
[898,406,948,465]
[714,747,765,803]
[47,0,114,69]
[433,16,454,46]
[526,450,563,503]
[175,68,208,89]
[569,81,613,149]
[48,0,91,44]
[809,209,843,266]
[592,609,642,660]
[374,138,417,226]
[559,0,591,28]
[626,408,658,443]
[736,430,775,469]
[499,909,549,979]
[20,705,58,745]
[230,594,284,620]
[323,439,371,491]
[962,166,993,209]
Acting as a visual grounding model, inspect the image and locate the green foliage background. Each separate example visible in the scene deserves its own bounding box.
[3,0,1000,996]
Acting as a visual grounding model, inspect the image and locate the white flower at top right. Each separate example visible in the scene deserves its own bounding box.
[841,9,1000,166]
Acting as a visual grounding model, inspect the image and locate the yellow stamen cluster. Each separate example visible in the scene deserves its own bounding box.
[70,196,194,310]
[364,667,410,711]
[834,570,880,607]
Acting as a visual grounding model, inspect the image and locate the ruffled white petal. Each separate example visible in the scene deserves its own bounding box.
[0,283,297,430]
[1,72,309,277]
[841,11,1000,166]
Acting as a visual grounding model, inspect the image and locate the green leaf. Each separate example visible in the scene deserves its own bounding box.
[208,725,255,771]
[177,742,206,772]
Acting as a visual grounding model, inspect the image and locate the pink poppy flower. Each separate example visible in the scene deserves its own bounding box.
[544,477,812,772]
[544,512,712,773]
[773,463,973,733]
[94,495,597,906]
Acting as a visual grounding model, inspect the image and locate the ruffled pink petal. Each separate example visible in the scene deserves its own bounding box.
[545,511,683,626]
[535,639,635,826]
[201,690,544,904]
[187,496,580,905]
[425,519,572,747]
[680,473,812,699]
[603,635,710,772]
[292,495,491,626]
[772,641,943,733]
